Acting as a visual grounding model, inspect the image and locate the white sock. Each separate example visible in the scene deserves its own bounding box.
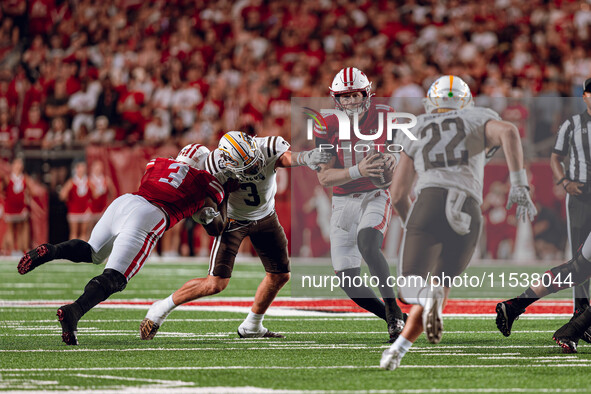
[164,294,177,310]
[243,311,264,329]
[391,335,413,357]
[147,294,177,324]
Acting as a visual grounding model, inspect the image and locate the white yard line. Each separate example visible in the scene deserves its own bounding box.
[1,364,590,373]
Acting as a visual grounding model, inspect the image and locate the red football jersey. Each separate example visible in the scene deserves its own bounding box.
[313,103,396,195]
[134,158,225,228]
[4,174,26,214]
[67,175,90,214]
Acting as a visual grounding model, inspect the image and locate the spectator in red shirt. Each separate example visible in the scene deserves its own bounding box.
[0,110,18,152]
[20,104,48,147]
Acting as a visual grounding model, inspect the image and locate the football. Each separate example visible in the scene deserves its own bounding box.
[368,151,395,189]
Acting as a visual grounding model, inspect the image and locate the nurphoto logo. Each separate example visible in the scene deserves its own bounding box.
[304,107,418,142]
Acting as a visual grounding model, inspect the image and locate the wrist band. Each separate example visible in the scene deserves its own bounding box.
[509,169,528,186]
[349,164,362,179]
[556,176,567,186]
[563,181,571,191]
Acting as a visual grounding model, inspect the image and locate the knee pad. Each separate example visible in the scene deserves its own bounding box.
[357,228,384,259]
[546,252,591,292]
[86,268,127,296]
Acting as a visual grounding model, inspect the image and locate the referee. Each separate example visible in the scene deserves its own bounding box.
[551,77,591,322]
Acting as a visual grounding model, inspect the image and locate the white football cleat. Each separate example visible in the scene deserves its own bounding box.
[237,323,284,338]
[380,346,403,370]
[423,285,445,344]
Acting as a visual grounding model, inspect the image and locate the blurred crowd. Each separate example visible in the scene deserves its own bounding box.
[1,0,589,259]
[1,0,591,157]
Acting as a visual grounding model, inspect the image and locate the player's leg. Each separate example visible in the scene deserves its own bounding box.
[382,189,444,370]
[357,190,404,341]
[17,198,124,274]
[238,212,290,338]
[330,196,389,324]
[553,305,591,353]
[141,221,246,340]
[568,195,591,313]
[58,196,166,345]
[432,195,481,343]
[497,230,591,337]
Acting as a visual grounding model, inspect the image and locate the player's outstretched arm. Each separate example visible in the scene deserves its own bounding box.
[276,149,332,170]
[485,120,537,222]
[194,197,226,237]
[315,154,384,187]
[390,153,415,223]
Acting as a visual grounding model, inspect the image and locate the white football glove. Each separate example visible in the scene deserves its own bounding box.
[192,207,220,225]
[505,170,537,222]
[297,148,332,171]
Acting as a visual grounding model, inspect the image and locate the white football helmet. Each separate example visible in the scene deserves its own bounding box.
[176,143,210,169]
[218,131,265,182]
[329,67,373,117]
[423,75,474,113]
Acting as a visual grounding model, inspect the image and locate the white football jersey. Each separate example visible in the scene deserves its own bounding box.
[205,136,290,221]
[405,107,500,204]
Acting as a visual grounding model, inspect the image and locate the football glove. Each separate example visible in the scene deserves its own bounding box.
[192,207,220,225]
[506,169,537,222]
[297,148,332,171]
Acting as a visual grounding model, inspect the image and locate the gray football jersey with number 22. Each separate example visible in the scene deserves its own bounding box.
[405,107,500,204]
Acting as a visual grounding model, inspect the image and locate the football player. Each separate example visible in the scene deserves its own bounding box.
[140,131,331,339]
[313,67,405,342]
[17,144,227,345]
[496,229,591,353]
[380,75,537,370]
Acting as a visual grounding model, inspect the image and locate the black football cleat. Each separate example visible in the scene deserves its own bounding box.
[553,322,580,354]
[571,307,591,344]
[496,301,525,337]
[18,244,56,275]
[388,318,405,343]
[57,304,81,346]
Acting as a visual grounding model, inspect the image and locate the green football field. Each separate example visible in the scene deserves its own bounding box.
[1,259,590,393]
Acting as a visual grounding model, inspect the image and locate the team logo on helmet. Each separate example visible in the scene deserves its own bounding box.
[218,131,265,182]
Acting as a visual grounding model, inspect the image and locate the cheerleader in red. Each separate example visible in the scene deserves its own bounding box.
[87,161,116,238]
[60,161,91,240]
[1,158,30,255]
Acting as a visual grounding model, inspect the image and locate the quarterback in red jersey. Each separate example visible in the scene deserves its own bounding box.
[314,67,405,342]
[17,144,226,346]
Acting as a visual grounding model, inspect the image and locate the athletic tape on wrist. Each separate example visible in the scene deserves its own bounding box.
[349,165,362,180]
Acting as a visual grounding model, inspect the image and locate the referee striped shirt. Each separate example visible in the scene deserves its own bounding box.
[553,111,591,183]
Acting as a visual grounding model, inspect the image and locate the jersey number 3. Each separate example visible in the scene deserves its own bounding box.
[241,182,261,206]
[158,163,189,189]
[422,117,469,169]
